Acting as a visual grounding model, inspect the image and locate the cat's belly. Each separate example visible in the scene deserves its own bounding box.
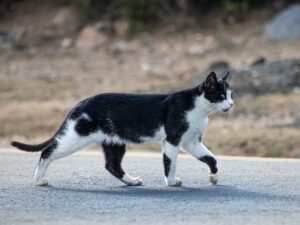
[90,125,167,145]
[140,126,167,143]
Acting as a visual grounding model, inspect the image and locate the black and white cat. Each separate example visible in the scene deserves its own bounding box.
[11,71,234,187]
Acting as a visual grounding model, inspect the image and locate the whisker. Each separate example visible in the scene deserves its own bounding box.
[228,106,235,119]
[227,106,235,119]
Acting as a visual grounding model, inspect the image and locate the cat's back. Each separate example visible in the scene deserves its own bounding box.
[87,92,168,109]
[70,92,168,119]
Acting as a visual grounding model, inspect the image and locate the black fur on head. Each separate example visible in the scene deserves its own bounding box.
[200,71,231,103]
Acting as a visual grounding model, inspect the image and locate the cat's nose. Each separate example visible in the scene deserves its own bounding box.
[229,102,234,107]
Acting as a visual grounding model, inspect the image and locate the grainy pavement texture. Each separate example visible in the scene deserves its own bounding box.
[0,150,299,225]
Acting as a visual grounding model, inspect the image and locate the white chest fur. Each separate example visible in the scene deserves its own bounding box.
[180,96,210,145]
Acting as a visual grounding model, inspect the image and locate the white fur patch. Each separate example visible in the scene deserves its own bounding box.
[140,126,166,143]
[52,120,96,159]
[81,113,92,121]
[163,142,180,183]
[165,177,182,186]
[51,119,128,159]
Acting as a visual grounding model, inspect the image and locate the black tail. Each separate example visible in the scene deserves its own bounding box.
[11,138,53,152]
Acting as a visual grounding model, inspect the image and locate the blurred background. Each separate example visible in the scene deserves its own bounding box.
[1,0,300,157]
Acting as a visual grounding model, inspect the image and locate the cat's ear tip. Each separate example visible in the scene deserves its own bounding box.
[222,71,230,81]
[208,71,217,76]
[206,71,218,81]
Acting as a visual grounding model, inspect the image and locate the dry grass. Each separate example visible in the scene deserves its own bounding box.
[234,93,300,116]
[203,93,300,158]
[204,127,300,158]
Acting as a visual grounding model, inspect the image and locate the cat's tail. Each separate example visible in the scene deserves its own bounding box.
[11,138,54,152]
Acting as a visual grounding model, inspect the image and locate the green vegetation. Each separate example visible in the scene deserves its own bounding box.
[1,0,297,33]
[223,0,249,13]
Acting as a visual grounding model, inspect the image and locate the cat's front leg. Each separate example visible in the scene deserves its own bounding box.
[182,140,218,185]
[162,141,181,186]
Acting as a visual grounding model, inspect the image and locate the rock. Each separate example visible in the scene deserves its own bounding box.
[52,8,77,27]
[141,63,151,72]
[61,38,72,49]
[93,21,112,32]
[265,4,300,41]
[48,7,83,38]
[251,57,267,67]
[193,59,300,96]
[188,45,205,55]
[0,32,16,49]
[111,41,129,52]
[75,25,107,51]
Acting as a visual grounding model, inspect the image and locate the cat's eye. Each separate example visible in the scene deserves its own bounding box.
[220,94,226,99]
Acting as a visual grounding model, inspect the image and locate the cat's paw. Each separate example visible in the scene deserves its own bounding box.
[209,173,218,185]
[166,178,182,187]
[122,174,143,186]
[128,177,143,186]
[35,178,49,186]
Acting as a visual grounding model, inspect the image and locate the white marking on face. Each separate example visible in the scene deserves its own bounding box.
[226,89,234,105]
[217,89,234,112]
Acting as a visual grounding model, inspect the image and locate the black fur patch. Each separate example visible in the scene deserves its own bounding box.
[75,116,98,136]
[76,93,169,143]
[199,155,218,174]
[102,143,126,179]
[163,153,171,177]
[41,140,58,159]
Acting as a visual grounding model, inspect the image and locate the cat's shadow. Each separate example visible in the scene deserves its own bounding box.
[45,184,295,202]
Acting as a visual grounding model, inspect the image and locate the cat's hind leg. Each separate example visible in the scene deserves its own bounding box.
[33,140,58,186]
[102,143,143,186]
[34,120,94,186]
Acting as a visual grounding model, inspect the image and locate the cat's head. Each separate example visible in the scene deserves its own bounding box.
[200,71,234,112]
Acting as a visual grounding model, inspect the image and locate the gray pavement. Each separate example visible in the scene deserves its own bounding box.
[0,151,300,225]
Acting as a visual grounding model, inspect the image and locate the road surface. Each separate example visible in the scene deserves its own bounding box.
[0,150,299,225]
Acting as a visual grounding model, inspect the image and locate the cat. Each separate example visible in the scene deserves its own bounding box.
[11,71,234,187]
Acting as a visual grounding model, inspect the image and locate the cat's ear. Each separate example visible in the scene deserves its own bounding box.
[222,71,230,81]
[204,71,218,90]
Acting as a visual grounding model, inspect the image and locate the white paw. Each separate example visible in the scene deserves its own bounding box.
[129,177,143,186]
[35,178,49,186]
[122,174,143,186]
[166,178,182,187]
[209,173,218,185]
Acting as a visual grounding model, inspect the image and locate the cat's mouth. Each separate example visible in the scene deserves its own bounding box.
[222,108,230,112]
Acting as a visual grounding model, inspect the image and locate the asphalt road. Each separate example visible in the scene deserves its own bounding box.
[1,151,300,225]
